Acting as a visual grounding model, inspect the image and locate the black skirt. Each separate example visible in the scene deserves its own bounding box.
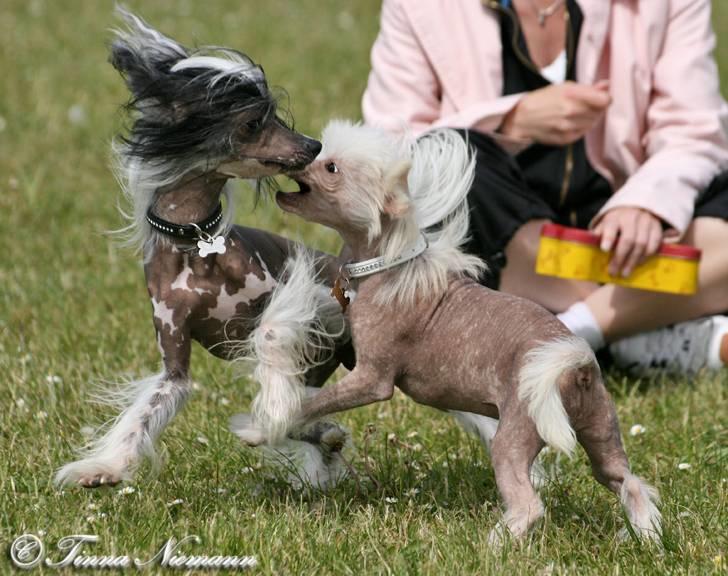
[460,130,728,288]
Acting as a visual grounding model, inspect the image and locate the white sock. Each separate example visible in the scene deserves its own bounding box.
[707,316,728,369]
[557,302,605,350]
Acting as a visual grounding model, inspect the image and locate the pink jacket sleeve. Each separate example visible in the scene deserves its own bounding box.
[594,0,728,236]
[361,0,526,144]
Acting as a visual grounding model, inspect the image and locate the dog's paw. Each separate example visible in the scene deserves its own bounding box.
[292,421,348,453]
[487,523,508,548]
[319,424,347,453]
[229,413,266,447]
[78,472,123,488]
[55,459,127,488]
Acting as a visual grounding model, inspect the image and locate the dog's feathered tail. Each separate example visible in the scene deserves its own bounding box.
[235,250,345,444]
[518,336,596,456]
[376,129,486,306]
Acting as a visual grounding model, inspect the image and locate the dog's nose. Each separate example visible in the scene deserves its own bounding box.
[304,137,322,158]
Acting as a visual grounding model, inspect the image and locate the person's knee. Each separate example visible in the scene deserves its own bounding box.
[505,219,551,263]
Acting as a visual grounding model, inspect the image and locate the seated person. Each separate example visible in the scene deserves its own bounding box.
[362,0,728,374]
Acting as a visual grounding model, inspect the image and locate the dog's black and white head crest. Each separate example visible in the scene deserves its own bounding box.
[110,6,280,168]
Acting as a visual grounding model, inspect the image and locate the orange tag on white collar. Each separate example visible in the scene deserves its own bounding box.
[331,276,350,313]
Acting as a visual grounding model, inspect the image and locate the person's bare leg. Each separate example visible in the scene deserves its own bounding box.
[499,219,598,312]
[499,217,728,349]
[585,217,728,342]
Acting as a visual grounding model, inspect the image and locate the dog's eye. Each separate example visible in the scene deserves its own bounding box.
[325,162,339,174]
[246,119,263,132]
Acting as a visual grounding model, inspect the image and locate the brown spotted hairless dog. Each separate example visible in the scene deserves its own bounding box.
[55,10,353,488]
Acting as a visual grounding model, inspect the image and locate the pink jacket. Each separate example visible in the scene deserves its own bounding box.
[362,0,728,236]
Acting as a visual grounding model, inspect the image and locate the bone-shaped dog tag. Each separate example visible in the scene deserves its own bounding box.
[197,235,226,257]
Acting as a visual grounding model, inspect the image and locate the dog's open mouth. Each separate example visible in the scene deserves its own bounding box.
[276,179,310,208]
[260,158,310,173]
[293,180,310,194]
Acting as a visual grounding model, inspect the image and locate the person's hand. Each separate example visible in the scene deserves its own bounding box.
[500,81,611,146]
[592,207,664,278]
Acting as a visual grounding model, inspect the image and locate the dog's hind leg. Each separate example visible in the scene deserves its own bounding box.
[575,390,661,542]
[451,411,550,488]
[487,410,546,545]
[56,327,192,488]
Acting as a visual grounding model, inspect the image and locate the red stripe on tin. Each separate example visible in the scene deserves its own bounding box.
[540,224,701,261]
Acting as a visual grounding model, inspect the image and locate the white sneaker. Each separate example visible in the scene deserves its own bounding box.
[610,316,728,375]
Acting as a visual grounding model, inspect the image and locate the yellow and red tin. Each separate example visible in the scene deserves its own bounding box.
[535,223,701,295]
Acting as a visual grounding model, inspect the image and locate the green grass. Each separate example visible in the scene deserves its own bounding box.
[1,1,727,574]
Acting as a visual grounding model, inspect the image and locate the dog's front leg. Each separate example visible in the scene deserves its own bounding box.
[232,367,392,446]
[55,324,192,488]
[299,366,393,424]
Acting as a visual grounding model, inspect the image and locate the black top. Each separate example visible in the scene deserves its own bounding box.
[498,0,612,228]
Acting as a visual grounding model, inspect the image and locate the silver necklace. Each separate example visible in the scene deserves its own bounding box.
[529,0,566,26]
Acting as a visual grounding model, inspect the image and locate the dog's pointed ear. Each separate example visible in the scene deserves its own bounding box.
[383,160,412,219]
[110,9,189,99]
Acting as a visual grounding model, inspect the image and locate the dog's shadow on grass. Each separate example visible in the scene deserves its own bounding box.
[210,429,625,540]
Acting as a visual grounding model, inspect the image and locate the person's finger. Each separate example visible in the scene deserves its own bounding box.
[608,212,638,276]
[593,79,610,91]
[621,214,651,276]
[646,221,663,256]
[598,217,618,252]
[610,230,635,276]
[564,84,611,109]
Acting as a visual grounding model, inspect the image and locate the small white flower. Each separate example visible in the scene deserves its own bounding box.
[67,104,87,125]
[411,443,423,452]
[387,433,396,442]
[629,424,646,436]
[80,426,95,438]
[37,529,46,537]
[15,398,26,408]
[35,410,48,420]
[677,462,691,470]
[45,375,62,384]
[404,488,420,498]
[191,382,202,391]
[98,512,108,519]
[406,431,419,438]
[384,497,398,504]
[118,486,136,495]
[216,488,228,494]
[241,466,255,474]
[219,397,230,406]
[85,515,96,523]
[86,503,98,511]
[167,499,184,507]
[196,435,209,446]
